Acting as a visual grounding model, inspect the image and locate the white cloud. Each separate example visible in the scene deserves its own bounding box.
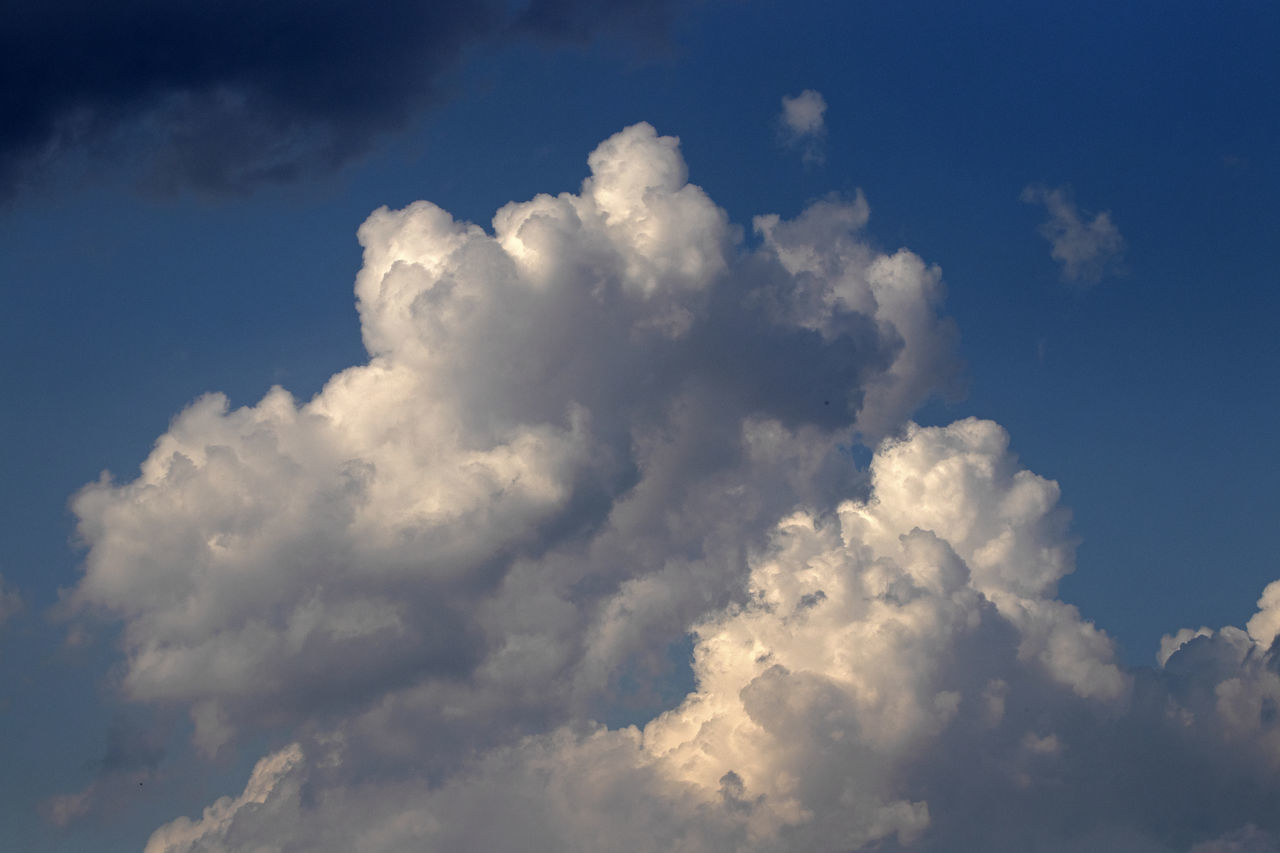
[69,124,1280,851]
[1158,625,1214,667]
[142,744,304,853]
[68,123,959,763]
[143,418,1280,852]
[1247,580,1280,651]
[779,90,828,165]
[752,194,961,439]
[781,90,827,136]
[1021,184,1125,285]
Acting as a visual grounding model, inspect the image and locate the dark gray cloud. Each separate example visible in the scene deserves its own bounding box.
[0,0,681,196]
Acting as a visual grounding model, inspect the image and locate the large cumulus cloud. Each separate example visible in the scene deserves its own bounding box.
[68,124,1280,850]
[69,123,957,760]
[141,419,1280,852]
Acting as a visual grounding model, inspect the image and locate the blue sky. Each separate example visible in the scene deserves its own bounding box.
[2,2,1278,850]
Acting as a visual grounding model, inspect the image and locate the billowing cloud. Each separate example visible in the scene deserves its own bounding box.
[67,124,1280,851]
[141,418,1280,852]
[779,90,827,165]
[1021,184,1125,285]
[68,123,958,762]
[1,0,681,196]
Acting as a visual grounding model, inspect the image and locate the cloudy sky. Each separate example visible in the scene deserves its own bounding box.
[2,1,1279,850]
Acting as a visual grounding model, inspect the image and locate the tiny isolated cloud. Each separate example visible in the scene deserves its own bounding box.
[1021,184,1125,285]
[779,89,827,164]
[0,573,20,626]
[781,89,827,136]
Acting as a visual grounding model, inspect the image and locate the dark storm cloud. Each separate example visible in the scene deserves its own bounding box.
[0,0,681,196]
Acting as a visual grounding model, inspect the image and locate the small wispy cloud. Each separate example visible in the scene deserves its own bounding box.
[779,89,827,165]
[1021,184,1125,286]
[44,788,93,828]
[41,711,169,828]
[0,574,20,626]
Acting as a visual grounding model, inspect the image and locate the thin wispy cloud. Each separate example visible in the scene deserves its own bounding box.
[0,574,20,626]
[1022,184,1125,285]
[779,89,828,165]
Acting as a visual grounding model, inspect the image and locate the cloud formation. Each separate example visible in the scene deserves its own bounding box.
[67,124,1280,851]
[141,418,1280,852]
[1,0,680,196]
[0,574,20,626]
[779,90,828,165]
[1021,184,1126,285]
[69,123,958,763]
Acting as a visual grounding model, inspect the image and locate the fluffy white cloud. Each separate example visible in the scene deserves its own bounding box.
[752,195,960,439]
[69,123,959,761]
[779,90,828,164]
[70,123,1280,851]
[781,89,826,136]
[144,418,1280,852]
[638,418,1128,847]
[1247,580,1280,651]
[1021,184,1125,285]
[143,744,305,853]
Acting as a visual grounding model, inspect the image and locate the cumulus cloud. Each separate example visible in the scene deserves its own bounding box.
[68,123,959,764]
[142,418,1280,852]
[779,90,828,164]
[69,124,1280,850]
[1021,184,1125,285]
[0,0,682,196]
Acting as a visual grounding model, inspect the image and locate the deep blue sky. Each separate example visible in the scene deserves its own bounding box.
[1,1,1277,849]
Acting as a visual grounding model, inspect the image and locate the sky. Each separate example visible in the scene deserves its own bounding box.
[1,1,1279,850]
